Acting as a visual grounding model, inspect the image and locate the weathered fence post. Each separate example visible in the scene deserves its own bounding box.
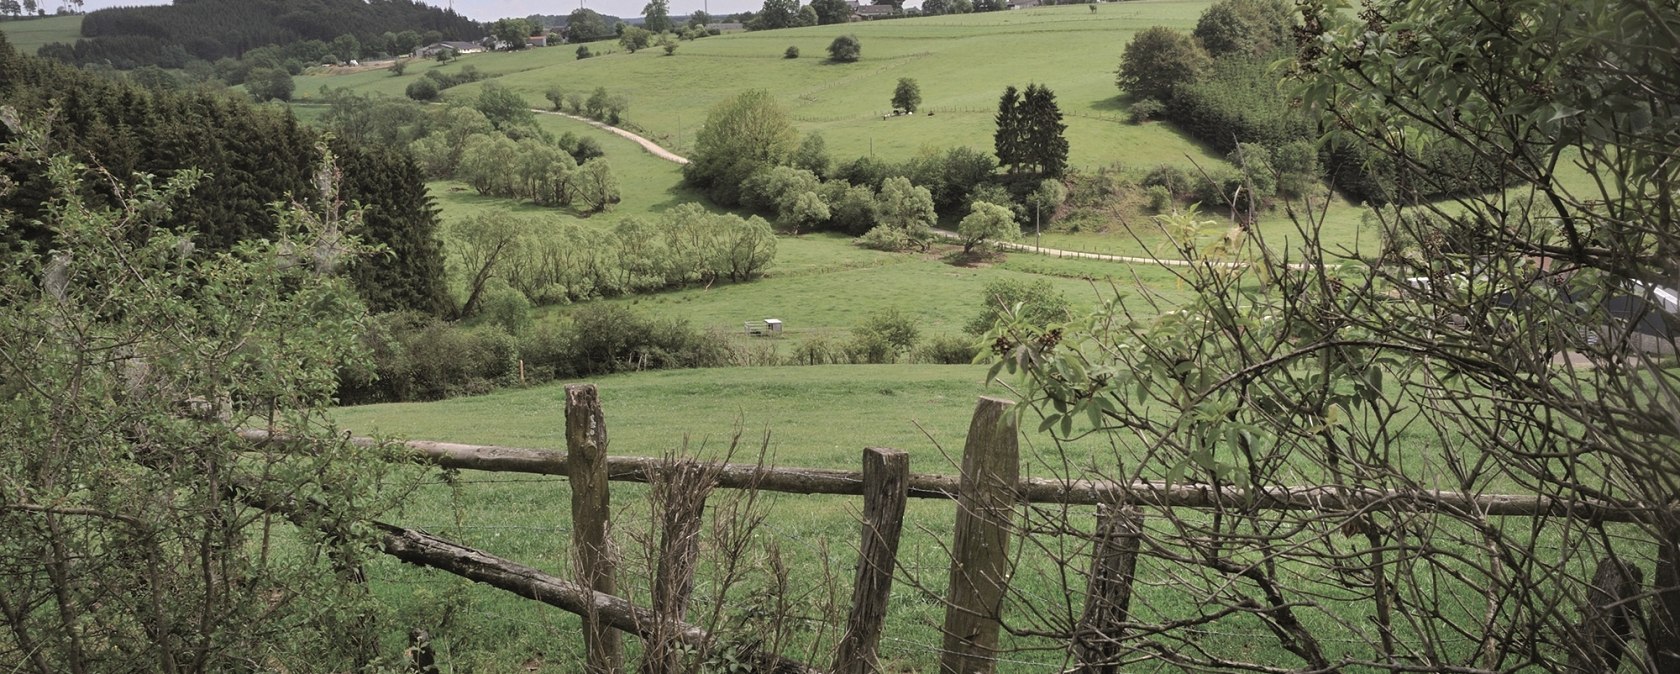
[1071,504,1143,674]
[834,447,911,674]
[566,384,622,674]
[940,396,1019,674]
[641,460,713,674]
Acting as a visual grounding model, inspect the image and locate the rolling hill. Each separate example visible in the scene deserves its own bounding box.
[297,1,1227,172]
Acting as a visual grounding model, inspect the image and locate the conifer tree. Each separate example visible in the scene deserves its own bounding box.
[993,85,1025,174]
[1022,84,1069,178]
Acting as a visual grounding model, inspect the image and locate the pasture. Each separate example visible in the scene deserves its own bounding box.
[0,14,81,54]
[295,1,1226,171]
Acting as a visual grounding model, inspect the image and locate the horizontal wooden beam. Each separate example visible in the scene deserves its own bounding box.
[233,475,821,674]
[238,429,1657,523]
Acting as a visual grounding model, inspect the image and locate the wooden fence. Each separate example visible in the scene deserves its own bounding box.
[241,384,1678,674]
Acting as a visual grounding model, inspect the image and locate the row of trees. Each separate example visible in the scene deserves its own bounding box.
[685,88,1066,253]
[452,205,777,309]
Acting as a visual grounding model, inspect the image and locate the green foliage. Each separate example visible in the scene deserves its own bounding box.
[1145,183,1174,212]
[545,85,564,110]
[576,44,594,59]
[793,132,830,178]
[405,75,439,100]
[826,182,881,235]
[332,138,452,315]
[1117,25,1208,101]
[1026,178,1068,219]
[1141,164,1193,199]
[958,200,1021,254]
[751,0,800,30]
[966,278,1071,336]
[914,333,981,364]
[1166,56,1311,155]
[575,158,621,213]
[475,81,535,131]
[872,175,936,248]
[783,45,799,58]
[684,89,799,206]
[1128,97,1164,124]
[474,278,535,334]
[245,65,295,101]
[892,77,922,112]
[445,203,777,311]
[1192,0,1293,58]
[851,307,920,363]
[742,165,828,231]
[67,0,477,67]
[619,25,654,52]
[995,83,1068,177]
[490,18,536,50]
[812,0,852,24]
[643,0,672,33]
[827,34,861,62]
[0,127,404,671]
[567,8,614,42]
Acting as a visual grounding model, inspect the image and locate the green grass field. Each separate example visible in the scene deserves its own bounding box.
[296,2,1226,172]
[0,14,81,54]
[330,361,1579,672]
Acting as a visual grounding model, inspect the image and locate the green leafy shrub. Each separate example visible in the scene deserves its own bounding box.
[966,278,1072,336]
[851,308,919,363]
[784,45,799,58]
[914,334,980,364]
[1128,98,1165,124]
[1146,184,1174,212]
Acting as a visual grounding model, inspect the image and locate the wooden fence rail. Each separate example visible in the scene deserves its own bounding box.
[236,389,1680,674]
[238,429,1662,523]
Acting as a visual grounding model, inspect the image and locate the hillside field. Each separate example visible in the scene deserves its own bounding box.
[296,1,1225,172]
[0,15,81,54]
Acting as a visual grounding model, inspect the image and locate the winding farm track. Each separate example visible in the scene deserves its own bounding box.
[539,110,1309,270]
[534,109,689,164]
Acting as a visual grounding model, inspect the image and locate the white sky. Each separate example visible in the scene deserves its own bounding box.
[70,0,779,23]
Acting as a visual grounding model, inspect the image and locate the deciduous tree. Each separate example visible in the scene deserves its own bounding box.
[642,0,672,32]
[683,89,799,205]
[957,200,1019,254]
[892,77,922,112]
[1117,25,1208,101]
[827,34,861,62]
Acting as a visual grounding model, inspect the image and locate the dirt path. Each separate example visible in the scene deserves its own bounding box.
[533,110,689,164]
[931,229,1313,270]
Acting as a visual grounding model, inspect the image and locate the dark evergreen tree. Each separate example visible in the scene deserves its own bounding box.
[333,139,453,315]
[993,85,1025,174]
[0,37,450,316]
[1021,84,1069,177]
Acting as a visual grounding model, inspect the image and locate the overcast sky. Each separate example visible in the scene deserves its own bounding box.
[71,0,781,23]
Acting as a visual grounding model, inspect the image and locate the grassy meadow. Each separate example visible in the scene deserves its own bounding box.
[0,14,81,54]
[295,1,1224,172]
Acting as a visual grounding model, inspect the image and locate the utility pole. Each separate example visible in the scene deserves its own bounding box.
[1035,202,1040,250]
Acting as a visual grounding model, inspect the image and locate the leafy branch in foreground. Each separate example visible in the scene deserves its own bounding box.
[976,0,1680,670]
[0,112,417,673]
